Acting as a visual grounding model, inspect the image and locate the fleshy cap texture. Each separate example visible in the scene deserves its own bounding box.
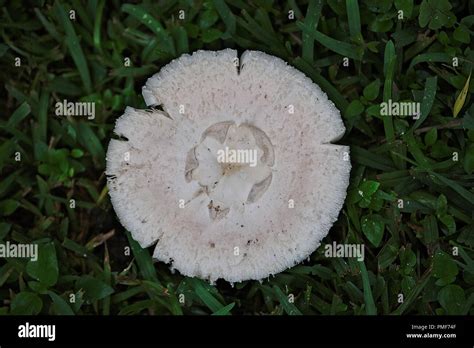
[106,49,351,283]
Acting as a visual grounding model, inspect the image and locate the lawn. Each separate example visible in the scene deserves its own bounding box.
[0,0,473,315]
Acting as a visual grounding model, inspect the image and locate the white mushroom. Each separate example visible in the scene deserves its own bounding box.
[106,49,351,283]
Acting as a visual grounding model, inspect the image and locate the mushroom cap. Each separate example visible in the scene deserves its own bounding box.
[106,49,351,283]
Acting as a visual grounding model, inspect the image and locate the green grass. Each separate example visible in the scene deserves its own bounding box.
[0,0,473,315]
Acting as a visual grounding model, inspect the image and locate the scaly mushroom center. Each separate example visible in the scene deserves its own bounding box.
[222,162,245,176]
[185,121,274,221]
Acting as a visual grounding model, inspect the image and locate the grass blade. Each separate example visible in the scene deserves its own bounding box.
[38,91,49,143]
[7,101,30,127]
[189,278,224,312]
[48,291,75,315]
[102,243,111,315]
[382,41,395,142]
[34,8,61,42]
[404,132,430,168]
[239,10,287,57]
[297,23,362,60]
[212,302,235,315]
[75,123,105,165]
[346,0,361,39]
[172,26,189,55]
[93,0,105,52]
[453,71,471,117]
[142,280,183,315]
[125,231,158,282]
[358,261,376,315]
[121,4,175,56]
[430,172,474,207]
[213,0,236,36]
[272,285,302,315]
[54,2,92,94]
[413,76,438,130]
[351,146,396,171]
[301,0,323,62]
[392,271,431,314]
[408,52,451,71]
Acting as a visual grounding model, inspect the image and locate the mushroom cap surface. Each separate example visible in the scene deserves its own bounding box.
[106,49,351,283]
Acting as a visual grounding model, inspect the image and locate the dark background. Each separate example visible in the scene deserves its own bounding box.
[0,0,473,316]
